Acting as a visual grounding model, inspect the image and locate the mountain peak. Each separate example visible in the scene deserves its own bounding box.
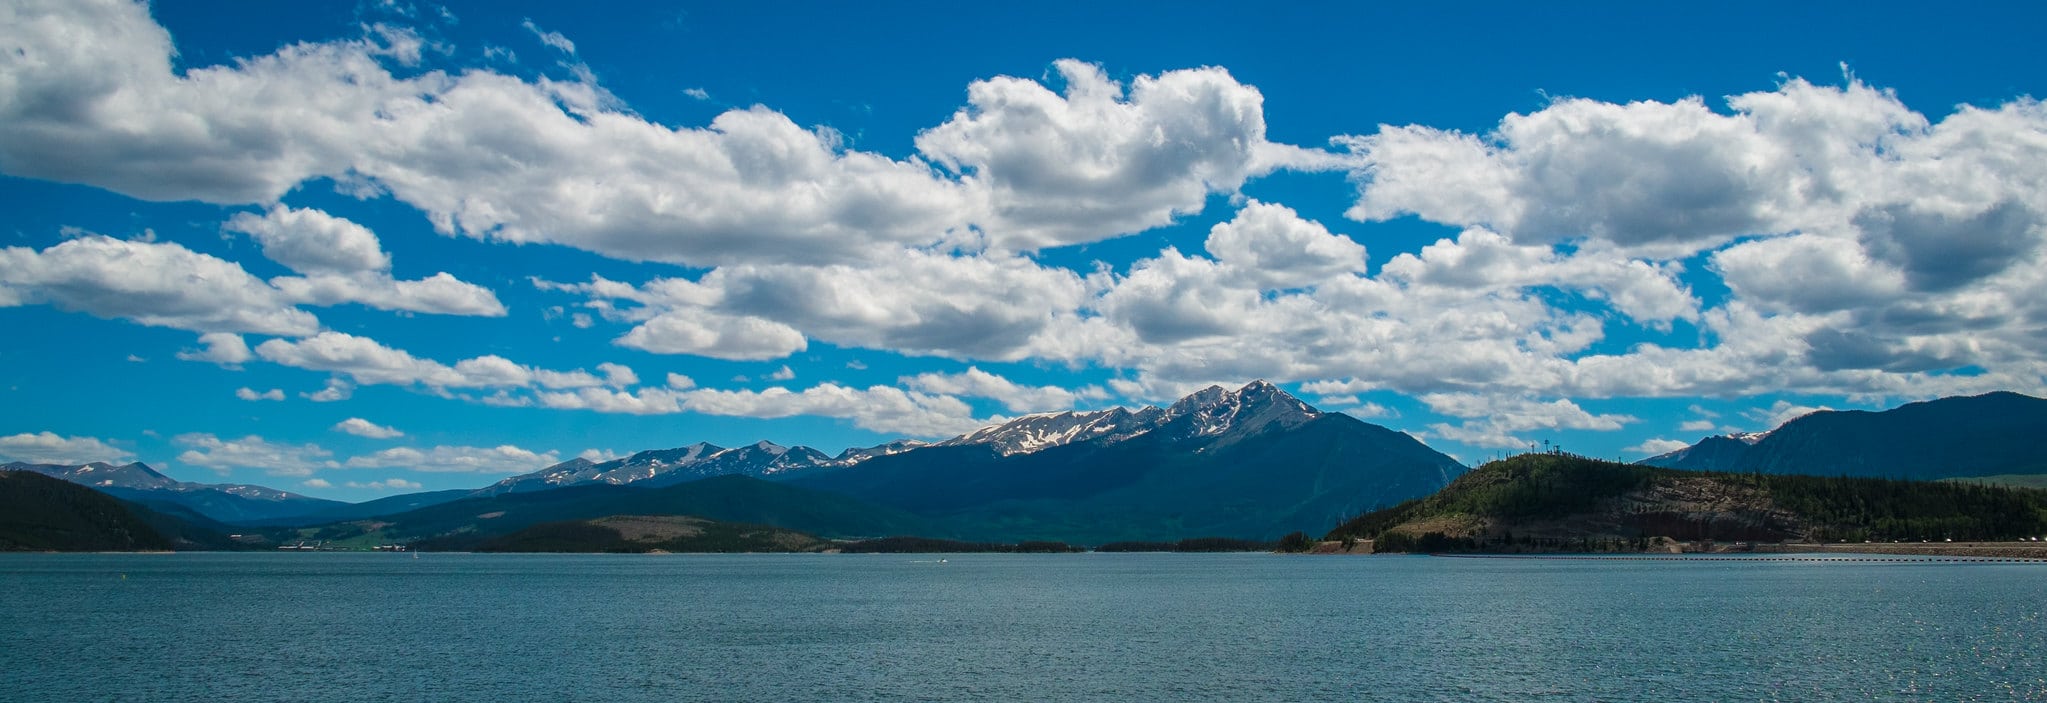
[1158,380,1319,443]
[1167,385,1232,417]
[936,381,1321,457]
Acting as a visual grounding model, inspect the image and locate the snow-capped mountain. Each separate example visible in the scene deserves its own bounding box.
[795,380,1467,542]
[2,460,343,522]
[1154,379,1322,447]
[937,380,1320,456]
[829,439,928,465]
[1638,431,1770,471]
[936,406,1166,456]
[473,438,912,496]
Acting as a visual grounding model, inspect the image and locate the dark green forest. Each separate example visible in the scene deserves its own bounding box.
[474,517,826,553]
[1329,453,2047,552]
[0,471,174,551]
[835,536,1083,553]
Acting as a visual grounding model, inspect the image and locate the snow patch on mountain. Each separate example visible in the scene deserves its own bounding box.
[936,380,1322,457]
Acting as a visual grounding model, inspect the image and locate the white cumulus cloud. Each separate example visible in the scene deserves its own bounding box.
[0,235,318,335]
[333,418,404,439]
[175,433,337,476]
[0,431,132,464]
[345,444,558,474]
[235,387,285,401]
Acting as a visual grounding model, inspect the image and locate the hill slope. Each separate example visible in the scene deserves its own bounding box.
[1641,392,2047,480]
[1331,453,2047,552]
[351,474,935,549]
[4,461,347,524]
[0,470,175,551]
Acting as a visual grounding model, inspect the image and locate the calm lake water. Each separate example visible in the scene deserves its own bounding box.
[1,552,2041,702]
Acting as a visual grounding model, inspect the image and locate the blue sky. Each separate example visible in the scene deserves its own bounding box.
[4,0,2045,499]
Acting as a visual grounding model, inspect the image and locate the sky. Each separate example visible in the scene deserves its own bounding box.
[3,0,2046,500]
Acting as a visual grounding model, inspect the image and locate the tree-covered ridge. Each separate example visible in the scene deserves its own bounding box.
[0,470,174,551]
[1327,453,2047,552]
[473,515,826,553]
[835,537,1083,553]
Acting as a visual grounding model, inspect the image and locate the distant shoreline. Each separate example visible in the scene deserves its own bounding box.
[1308,540,2047,560]
[1747,541,2047,560]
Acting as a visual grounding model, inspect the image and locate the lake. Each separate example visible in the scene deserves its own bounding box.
[1,552,2040,701]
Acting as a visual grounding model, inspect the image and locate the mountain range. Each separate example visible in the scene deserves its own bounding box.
[336,381,1466,546]
[0,460,348,523]
[10,385,2047,550]
[794,380,1463,542]
[474,439,926,496]
[1640,392,2047,481]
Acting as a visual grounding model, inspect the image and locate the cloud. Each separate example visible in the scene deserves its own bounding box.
[5,1,2046,415]
[0,235,318,335]
[227,206,505,316]
[1710,234,1901,315]
[562,248,1092,362]
[267,272,507,317]
[304,378,354,402]
[1420,393,1639,450]
[225,205,390,274]
[235,387,286,401]
[901,367,1105,413]
[675,383,988,438]
[1678,419,1718,432]
[580,362,632,388]
[175,433,337,476]
[665,373,695,390]
[1094,248,1261,344]
[345,444,558,473]
[302,478,332,489]
[178,332,253,365]
[254,331,622,392]
[1424,422,1529,450]
[1421,393,1637,432]
[256,332,469,387]
[1627,438,1693,456]
[346,477,422,490]
[333,418,404,439]
[520,18,576,55]
[1343,403,1395,420]
[1202,200,1367,289]
[916,59,1323,250]
[1747,400,1833,430]
[1344,95,1802,254]
[0,431,132,464]
[533,386,684,415]
[0,0,436,203]
[1855,200,2039,294]
[1,0,978,268]
[767,365,795,382]
[616,307,808,360]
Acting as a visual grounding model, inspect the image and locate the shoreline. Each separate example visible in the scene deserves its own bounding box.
[1307,539,2047,560]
